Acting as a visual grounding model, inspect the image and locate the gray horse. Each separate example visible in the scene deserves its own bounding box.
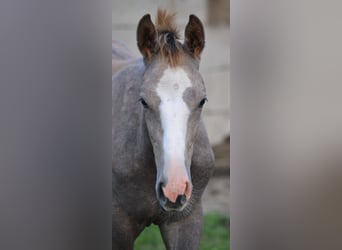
[112,9,214,250]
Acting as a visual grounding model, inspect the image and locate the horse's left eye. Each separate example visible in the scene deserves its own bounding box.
[198,97,208,108]
[139,98,149,109]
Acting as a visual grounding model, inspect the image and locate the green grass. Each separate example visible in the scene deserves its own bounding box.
[134,212,229,250]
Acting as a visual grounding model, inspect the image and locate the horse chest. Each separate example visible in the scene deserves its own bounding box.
[114,185,160,224]
[113,161,160,216]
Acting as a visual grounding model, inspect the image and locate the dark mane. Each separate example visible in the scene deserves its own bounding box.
[155,9,183,67]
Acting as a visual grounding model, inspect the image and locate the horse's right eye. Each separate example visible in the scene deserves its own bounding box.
[139,98,149,109]
[198,97,208,108]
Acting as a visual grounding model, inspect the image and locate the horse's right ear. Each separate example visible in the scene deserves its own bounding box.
[184,15,205,60]
[137,14,157,60]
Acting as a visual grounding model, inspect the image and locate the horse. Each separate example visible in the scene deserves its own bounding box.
[112,9,215,250]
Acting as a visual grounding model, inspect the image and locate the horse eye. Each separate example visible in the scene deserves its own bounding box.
[139,98,149,108]
[198,97,208,108]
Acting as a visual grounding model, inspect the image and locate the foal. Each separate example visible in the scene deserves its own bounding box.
[112,10,214,250]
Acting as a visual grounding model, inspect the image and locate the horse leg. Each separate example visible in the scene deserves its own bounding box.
[112,205,138,250]
[159,203,204,250]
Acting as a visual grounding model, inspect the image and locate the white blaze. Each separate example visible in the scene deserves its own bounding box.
[156,67,192,173]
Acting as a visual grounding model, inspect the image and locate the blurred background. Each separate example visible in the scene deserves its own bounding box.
[113,0,230,249]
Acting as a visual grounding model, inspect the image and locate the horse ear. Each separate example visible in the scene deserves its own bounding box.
[137,14,158,60]
[184,15,205,59]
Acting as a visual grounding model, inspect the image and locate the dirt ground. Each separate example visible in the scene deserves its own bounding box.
[202,136,230,216]
[202,176,230,216]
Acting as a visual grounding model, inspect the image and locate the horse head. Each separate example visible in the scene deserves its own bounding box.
[136,10,207,211]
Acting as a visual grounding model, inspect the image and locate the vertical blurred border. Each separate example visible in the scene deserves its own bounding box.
[231,0,342,249]
[0,0,112,250]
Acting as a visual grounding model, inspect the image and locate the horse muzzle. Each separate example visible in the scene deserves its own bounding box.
[157,175,192,211]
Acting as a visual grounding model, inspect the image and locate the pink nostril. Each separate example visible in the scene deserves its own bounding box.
[162,179,192,203]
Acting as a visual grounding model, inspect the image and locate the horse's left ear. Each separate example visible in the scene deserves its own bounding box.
[184,15,205,60]
[137,14,158,60]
